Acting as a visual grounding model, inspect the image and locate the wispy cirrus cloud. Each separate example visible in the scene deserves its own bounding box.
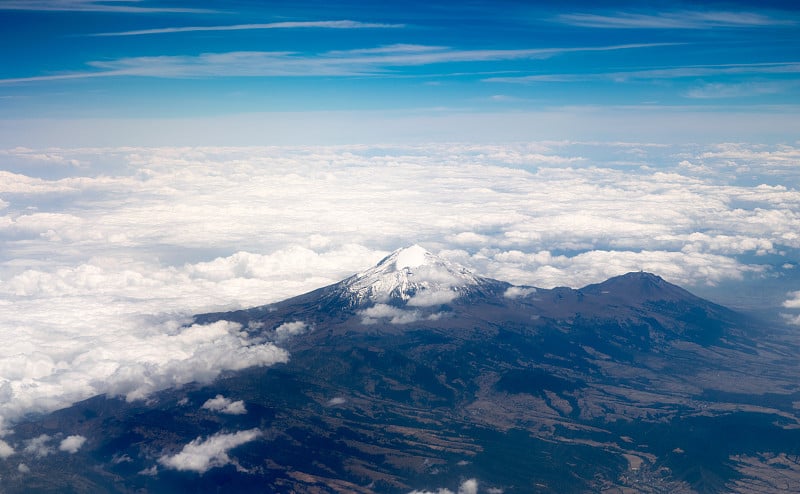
[0,0,216,13]
[0,43,676,84]
[91,20,405,37]
[484,62,800,84]
[555,10,795,29]
[685,81,790,99]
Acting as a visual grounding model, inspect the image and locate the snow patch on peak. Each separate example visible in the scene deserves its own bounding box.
[395,245,430,270]
[337,245,488,308]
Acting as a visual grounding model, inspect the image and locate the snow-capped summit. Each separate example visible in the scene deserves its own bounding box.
[335,245,490,308]
[393,244,431,270]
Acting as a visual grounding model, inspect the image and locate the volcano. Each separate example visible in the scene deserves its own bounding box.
[3,247,800,493]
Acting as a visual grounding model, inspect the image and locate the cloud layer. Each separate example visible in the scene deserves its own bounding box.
[0,142,798,425]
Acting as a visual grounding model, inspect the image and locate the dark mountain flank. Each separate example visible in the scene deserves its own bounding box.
[3,247,800,493]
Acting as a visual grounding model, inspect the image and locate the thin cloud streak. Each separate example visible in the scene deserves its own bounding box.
[0,0,216,13]
[555,10,795,29]
[484,62,800,83]
[685,81,790,99]
[91,20,405,37]
[0,43,678,84]
[0,71,119,85]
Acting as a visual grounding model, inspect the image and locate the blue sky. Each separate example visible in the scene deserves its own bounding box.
[1,0,799,145]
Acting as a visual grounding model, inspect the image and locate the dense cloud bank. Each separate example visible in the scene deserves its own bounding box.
[0,142,798,425]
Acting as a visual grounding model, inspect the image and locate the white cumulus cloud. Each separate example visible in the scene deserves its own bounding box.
[202,395,247,415]
[459,479,479,494]
[59,435,86,453]
[274,321,309,340]
[783,291,800,309]
[407,289,458,307]
[159,429,262,474]
[0,439,14,458]
[503,286,536,299]
[409,479,479,494]
[782,314,800,326]
[23,434,53,458]
[359,304,422,325]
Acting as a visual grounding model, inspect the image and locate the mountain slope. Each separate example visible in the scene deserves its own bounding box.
[2,247,799,493]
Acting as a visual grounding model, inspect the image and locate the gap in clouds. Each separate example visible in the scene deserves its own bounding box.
[0,142,798,428]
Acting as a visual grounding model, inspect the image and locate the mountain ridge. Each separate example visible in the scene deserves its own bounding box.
[3,247,799,493]
[197,246,702,328]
